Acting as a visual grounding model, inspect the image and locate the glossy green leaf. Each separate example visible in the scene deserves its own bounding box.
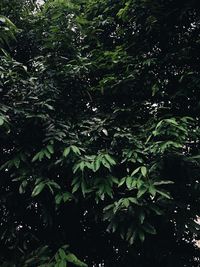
[32,183,45,197]
[141,166,147,177]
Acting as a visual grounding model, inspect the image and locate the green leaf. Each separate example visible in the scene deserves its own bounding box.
[111,176,118,184]
[131,179,137,188]
[59,249,66,260]
[104,154,116,165]
[47,183,54,194]
[63,147,71,157]
[63,192,72,202]
[32,183,45,197]
[0,117,4,126]
[118,177,126,187]
[79,161,85,171]
[137,187,147,198]
[85,161,93,170]
[102,158,111,170]
[93,158,101,172]
[39,151,45,161]
[72,182,80,193]
[55,194,63,205]
[44,149,51,159]
[73,163,80,173]
[126,176,133,189]
[47,144,54,154]
[165,118,178,125]
[153,180,174,185]
[58,260,67,267]
[157,190,172,199]
[48,181,61,190]
[136,179,143,189]
[138,230,145,242]
[148,185,156,197]
[71,145,81,155]
[131,167,141,176]
[123,198,130,208]
[141,166,147,177]
[66,253,87,267]
[32,152,40,162]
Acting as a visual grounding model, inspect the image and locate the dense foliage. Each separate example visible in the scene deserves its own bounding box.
[0,0,200,266]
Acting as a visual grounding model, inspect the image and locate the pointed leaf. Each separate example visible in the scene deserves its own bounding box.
[63,147,71,157]
[141,166,147,177]
[32,183,45,197]
[104,154,116,165]
[131,167,141,176]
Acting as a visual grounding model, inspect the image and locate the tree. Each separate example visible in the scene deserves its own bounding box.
[0,0,200,266]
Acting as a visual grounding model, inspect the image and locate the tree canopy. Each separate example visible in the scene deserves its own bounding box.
[0,0,200,266]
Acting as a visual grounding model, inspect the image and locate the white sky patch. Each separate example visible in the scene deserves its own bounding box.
[36,0,45,6]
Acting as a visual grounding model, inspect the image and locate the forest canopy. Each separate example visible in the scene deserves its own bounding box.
[0,0,200,266]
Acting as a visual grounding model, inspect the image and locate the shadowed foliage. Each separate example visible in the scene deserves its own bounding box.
[0,0,200,266]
